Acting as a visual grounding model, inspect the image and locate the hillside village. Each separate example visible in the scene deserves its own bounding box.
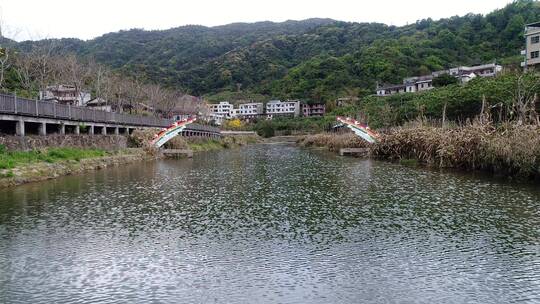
[1,5,539,132]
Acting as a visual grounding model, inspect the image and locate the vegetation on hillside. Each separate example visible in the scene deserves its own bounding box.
[6,0,539,104]
[359,72,540,128]
[0,45,201,117]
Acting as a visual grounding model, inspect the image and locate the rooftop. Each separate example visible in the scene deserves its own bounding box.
[378,83,406,90]
[526,21,540,28]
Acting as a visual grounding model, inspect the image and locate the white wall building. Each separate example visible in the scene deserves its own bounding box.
[237,102,264,118]
[266,100,301,118]
[209,101,234,118]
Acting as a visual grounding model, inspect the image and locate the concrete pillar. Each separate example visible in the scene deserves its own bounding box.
[39,122,46,136]
[60,124,65,135]
[89,125,94,135]
[16,119,25,137]
[114,127,119,135]
[123,128,130,136]
[74,125,80,135]
[101,126,107,135]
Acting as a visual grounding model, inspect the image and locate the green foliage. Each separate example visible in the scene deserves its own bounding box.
[11,0,540,103]
[360,73,540,128]
[254,120,275,138]
[432,74,460,87]
[205,91,270,103]
[0,147,108,169]
[252,116,337,137]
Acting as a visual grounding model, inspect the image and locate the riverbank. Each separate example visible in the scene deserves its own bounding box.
[298,123,540,179]
[0,131,262,188]
[130,129,261,152]
[0,148,155,188]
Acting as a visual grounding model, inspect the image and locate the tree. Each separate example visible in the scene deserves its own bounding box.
[432,74,459,87]
[0,47,10,91]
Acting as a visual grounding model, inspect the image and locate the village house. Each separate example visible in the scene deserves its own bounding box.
[85,98,112,112]
[376,63,502,97]
[266,100,301,118]
[39,84,91,106]
[236,102,264,119]
[301,103,326,117]
[523,21,540,71]
[209,101,234,118]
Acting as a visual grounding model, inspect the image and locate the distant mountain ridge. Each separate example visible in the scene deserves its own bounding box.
[7,0,540,103]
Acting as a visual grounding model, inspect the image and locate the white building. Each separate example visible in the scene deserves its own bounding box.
[209,101,234,118]
[266,100,301,118]
[237,102,264,119]
[522,22,540,70]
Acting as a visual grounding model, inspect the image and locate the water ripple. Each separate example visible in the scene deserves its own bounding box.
[0,144,539,303]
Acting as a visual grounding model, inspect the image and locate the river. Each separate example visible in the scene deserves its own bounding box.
[0,143,539,303]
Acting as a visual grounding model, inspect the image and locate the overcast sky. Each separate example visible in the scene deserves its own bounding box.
[1,0,512,41]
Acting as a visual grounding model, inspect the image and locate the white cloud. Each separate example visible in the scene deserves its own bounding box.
[1,0,512,41]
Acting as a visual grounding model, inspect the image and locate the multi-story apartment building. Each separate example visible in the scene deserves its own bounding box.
[39,85,91,106]
[236,102,264,119]
[377,63,502,97]
[209,101,234,118]
[523,22,540,71]
[301,103,326,117]
[266,100,300,118]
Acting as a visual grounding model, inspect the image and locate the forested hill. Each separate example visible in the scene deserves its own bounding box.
[10,0,540,102]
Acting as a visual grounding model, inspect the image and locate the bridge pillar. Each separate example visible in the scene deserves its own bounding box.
[101,126,107,135]
[123,128,129,136]
[74,125,80,135]
[114,127,119,135]
[88,125,94,135]
[16,119,25,137]
[59,123,65,135]
[38,122,46,136]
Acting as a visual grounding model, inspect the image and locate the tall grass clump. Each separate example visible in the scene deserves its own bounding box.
[372,122,540,178]
[299,133,370,152]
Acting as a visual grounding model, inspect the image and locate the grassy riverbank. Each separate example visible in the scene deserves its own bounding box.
[0,130,262,188]
[299,122,540,179]
[0,146,108,171]
[0,148,153,188]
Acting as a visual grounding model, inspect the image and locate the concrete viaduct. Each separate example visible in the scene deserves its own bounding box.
[0,93,221,138]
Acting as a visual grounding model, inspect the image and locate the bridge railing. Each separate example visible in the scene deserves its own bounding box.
[184,123,222,134]
[0,93,173,127]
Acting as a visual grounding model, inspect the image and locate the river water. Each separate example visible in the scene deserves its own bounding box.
[0,144,539,303]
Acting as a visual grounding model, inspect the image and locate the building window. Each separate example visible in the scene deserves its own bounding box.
[532,51,540,59]
[532,36,540,44]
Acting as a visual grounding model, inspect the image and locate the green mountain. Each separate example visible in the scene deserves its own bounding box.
[10,0,540,102]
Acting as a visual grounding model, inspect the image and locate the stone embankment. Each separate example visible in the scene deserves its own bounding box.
[0,134,128,151]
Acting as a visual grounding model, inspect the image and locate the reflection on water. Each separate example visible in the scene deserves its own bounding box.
[0,144,539,303]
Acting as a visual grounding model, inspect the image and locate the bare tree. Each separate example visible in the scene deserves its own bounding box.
[13,52,34,92]
[0,47,10,91]
[30,44,58,95]
[511,73,540,125]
